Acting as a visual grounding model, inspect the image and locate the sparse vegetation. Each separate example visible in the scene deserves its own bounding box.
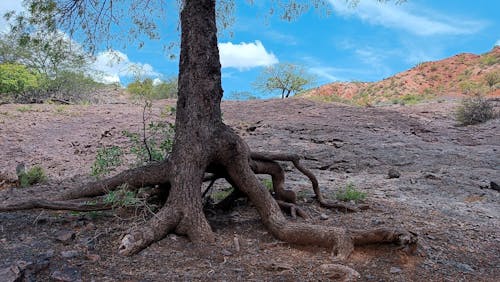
[18,165,47,187]
[479,54,499,66]
[16,105,34,112]
[104,185,141,208]
[336,183,366,203]
[210,187,234,201]
[91,146,123,177]
[391,93,428,106]
[455,96,497,126]
[484,71,500,89]
[262,178,273,191]
[127,77,178,100]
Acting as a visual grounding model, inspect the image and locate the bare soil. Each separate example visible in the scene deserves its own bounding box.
[0,98,499,281]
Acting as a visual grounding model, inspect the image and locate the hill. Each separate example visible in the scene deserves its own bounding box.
[303,46,500,106]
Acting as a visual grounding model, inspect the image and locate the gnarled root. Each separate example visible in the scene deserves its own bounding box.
[250,152,364,212]
[225,145,416,260]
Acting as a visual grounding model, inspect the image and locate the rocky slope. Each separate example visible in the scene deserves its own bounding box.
[304,46,500,105]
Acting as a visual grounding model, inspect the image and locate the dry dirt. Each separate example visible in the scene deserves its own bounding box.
[0,97,499,281]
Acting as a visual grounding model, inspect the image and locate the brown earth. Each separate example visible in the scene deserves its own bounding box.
[304,46,500,105]
[0,97,499,281]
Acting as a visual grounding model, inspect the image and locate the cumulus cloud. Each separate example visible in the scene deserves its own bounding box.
[219,41,278,70]
[329,0,486,36]
[495,40,500,47]
[92,50,159,84]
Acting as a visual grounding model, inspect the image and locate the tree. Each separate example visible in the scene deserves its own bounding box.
[254,63,315,99]
[0,63,41,96]
[0,24,90,77]
[1,0,416,258]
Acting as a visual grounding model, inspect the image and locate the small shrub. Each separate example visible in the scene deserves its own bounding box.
[18,165,47,187]
[16,105,34,112]
[91,146,123,177]
[262,179,273,191]
[104,185,140,208]
[336,183,366,203]
[455,96,497,125]
[211,187,234,201]
[479,54,499,66]
[484,71,500,88]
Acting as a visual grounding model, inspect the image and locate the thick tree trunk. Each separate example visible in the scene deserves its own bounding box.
[119,0,225,254]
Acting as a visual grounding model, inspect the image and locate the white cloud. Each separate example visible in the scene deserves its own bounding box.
[91,50,159,84]
[0,0,24,32]
[309,67,341,82]
[329,0,486,36]
[219,40,278,70]
[495,40,500,47]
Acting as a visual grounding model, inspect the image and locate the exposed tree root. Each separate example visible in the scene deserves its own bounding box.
[0,146,416,258]
[0,199,112,212]
[250,152,365,212]
[225,145,416,260]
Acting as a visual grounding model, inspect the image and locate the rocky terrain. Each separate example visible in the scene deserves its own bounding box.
[303,46,500,106]
[0,96,499,281]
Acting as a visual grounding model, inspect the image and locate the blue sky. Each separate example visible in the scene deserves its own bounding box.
[1,1,499,100]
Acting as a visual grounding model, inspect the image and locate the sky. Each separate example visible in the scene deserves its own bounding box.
[1,0,499,100]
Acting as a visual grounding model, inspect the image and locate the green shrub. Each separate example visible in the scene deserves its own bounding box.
[18,165,47,187]
[211,187,234,201]
[262,179,273,191]
[91,146,123,177]
[336,183,366,203]
[127,77,177,100]
[479,54,499,66]
[484,71,500,89]
[0,63,41,95]
[104,185,140,208]
[455,96,497,125]
[16,105,34,112]
[391,94,427,106]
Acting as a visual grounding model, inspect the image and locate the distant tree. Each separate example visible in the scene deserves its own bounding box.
[153,77,178,99]
[127,77,178,100]
[254,63,315,99]
[0,22,91,77]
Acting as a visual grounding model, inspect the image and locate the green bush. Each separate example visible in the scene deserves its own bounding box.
[455,96,497,126]
[127,77,177,100]
[91,146,123,177]
[336,183,366,203]
[0,63,41,95]
[18,165,47,187]
[41,71,105,101]
[484,71,500,89]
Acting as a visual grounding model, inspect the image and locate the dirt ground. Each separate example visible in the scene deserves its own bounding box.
[0,98,499,281]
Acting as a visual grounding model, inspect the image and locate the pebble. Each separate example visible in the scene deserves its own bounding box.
[51,267,82,282]
[388,168,401,179]
[55,231,76,243]
[61,250,80,259]
[320,213,329,220]
[390,266,402,274]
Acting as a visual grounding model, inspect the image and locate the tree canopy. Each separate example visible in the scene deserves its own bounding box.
[254,63,316,99]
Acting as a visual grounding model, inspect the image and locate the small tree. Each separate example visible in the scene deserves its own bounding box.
[254,63,315,99]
